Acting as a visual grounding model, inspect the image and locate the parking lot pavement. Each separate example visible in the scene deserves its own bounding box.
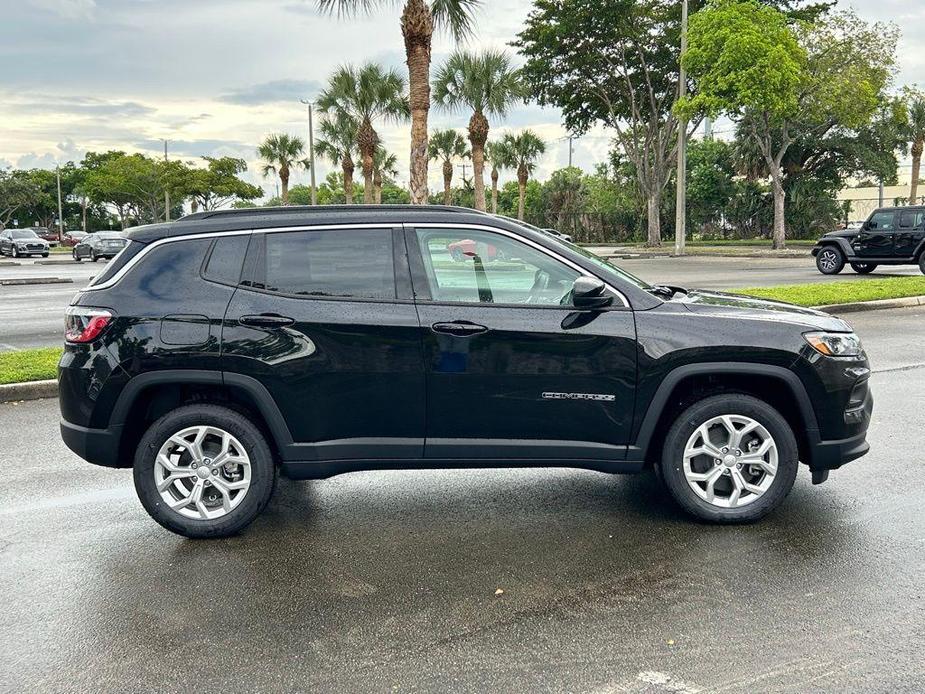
[1,310,923,692]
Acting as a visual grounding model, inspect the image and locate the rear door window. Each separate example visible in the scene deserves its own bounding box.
[259,229,396,300]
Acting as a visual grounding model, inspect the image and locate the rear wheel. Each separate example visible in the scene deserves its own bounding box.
[850,262,877,274]
[659,394,799,523]
[133,404,277,538]
[815,246,844,274]
[90,250,98,262]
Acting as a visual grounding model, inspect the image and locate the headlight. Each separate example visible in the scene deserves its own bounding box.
[803,331,862,357]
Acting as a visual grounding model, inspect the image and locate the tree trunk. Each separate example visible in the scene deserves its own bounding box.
[402,0,433,205]
[646,191,661,247]
[442,160,453,205]
[343,158,355,204]
[357,119,377,204]
[771,176,786,249]
[491,167,499,214]
[81,196,87,232]
[468,111,489,212]
[190,198,199,214]
[517,166,528,221]
[280,167,290,206]
[374,171,383,204]
[911,139,923,205]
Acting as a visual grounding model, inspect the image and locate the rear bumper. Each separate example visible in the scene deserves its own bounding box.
[60,418,125,468]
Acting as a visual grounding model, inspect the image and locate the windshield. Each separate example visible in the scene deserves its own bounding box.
[11,230,39,239]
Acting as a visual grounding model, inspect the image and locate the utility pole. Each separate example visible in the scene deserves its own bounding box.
[567,136,575,167]
[457,163,470,180]
[674,0,689,257]
[878,177,884,207]
[704,116,713,141]
[300,98,317,205]
[56,165,64,241]
[161,139,170,222]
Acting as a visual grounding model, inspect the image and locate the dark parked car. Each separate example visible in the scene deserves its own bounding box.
[59,206,872,538]
[72,232,127,262]
[0,228,50,257]
[62,230,88,247]
[35,228,61,246]
[813,206,925,275]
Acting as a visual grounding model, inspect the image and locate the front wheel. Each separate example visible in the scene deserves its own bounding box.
[659,394,799,523]
[90,251,98,262]
[850,262,877,274]
[41,253,49,258]
[73,250,81,262]
[133,404,277,538]
[815,247,844,275]
[919,254,925,275]
[11,246,18,258]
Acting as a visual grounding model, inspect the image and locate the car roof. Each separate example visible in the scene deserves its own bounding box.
[125,205,504,243]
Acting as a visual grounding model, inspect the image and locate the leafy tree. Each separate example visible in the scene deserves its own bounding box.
[318,0,480,204]
[686,139,736,232]
[502,130,546,220]
[432,50,524,211]
[516,0,705,246]
[485,140,513,214]
[0,170,41,228]
[257,133,306,205]
[428,128,469,205]
[681,2,898,247]
[188,157,262,211]
[372,147,399,204]
[901,87,925,204]
[316,111,359,203]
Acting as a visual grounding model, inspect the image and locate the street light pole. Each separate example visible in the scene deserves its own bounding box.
[56,165,64,242]
[300,98,317,205]
[674,0,689,257]
[161,139,171,222]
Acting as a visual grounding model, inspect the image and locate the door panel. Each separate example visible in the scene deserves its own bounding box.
[221,227,424,460]
[855,211,895,257]
[409,225,637,459]
[895,209,925,258]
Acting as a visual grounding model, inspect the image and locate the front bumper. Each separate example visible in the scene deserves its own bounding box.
[806,381,873,478]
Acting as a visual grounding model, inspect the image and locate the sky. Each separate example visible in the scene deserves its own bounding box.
[1,0,922,201]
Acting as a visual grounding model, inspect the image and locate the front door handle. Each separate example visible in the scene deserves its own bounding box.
[239,314,295,328]
[431,321,488,337]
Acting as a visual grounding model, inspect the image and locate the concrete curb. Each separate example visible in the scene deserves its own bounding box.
[814,295,925,314]
[0,261,21,267]
[0,379,58,403]
[0,277,73,286]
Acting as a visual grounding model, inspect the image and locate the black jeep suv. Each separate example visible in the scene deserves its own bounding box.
[813,206,925,275]
[59,206,873,538]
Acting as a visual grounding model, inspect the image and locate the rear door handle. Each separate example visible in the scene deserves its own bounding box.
[239,314,295,328]
[431,321,488,337]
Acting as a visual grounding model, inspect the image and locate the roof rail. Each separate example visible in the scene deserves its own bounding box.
[178,204,486,222]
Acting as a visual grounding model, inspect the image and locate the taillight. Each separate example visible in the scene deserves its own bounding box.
[65,307,113,343]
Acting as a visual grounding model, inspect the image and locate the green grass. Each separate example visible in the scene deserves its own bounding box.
[738,276,925,307]
[0,348,62,385]
[589,239,817,249]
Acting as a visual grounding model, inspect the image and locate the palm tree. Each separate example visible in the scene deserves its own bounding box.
[317,0,480,205]
[485,140,513,214]
[372,147,399,204]
[317,63,409,204]
[904,90,925,204]
[316,111,359,204]
[433,50,523,211]
[428,129,468,205]
[257,133,306,205]
[502,130,546,221]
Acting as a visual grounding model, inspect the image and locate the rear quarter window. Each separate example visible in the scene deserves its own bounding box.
[202,234,250,286]
[87,239,145,287]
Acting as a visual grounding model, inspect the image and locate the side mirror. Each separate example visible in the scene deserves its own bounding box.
[571,276,614,310]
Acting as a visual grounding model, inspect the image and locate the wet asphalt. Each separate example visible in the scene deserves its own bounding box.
[2,310,924,692]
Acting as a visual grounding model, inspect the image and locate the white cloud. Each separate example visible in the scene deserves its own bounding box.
[28,0,96,20]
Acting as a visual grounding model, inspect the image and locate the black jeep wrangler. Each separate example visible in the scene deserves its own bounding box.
[59,206,873,538]
[813,206,925,275]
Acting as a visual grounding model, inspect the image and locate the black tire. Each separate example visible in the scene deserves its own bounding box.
[11,245,18,258]
[73,249,81,262]
[41,253,49,258]
[659,394,799,523]
[815,246,844,275]
[133,404,277,538]
[850,262,877,274]
[919,254,925,275]
[90,250,98,262]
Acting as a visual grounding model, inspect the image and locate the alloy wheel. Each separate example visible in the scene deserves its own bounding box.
[819,249,839,272]
[154,425,252,520]
[682,414,778,509]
